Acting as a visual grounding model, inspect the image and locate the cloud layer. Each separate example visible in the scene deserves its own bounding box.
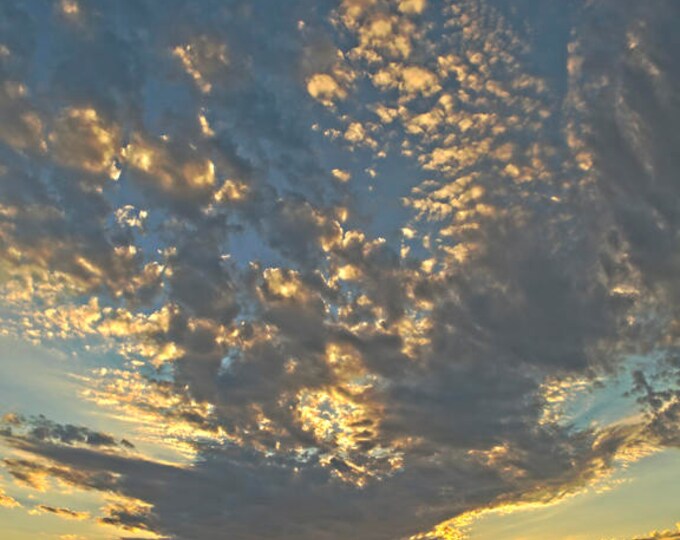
[0,1,679,539]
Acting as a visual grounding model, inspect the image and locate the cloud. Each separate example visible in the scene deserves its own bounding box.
[172,35,229,94]
[30,504,90,521]
[1,414,132,450]
[0,1,679,539]
[97,498,157,533]
[48,106,122,179]
[0,80,44,152]
[0,488,20,508]
[398,0,427,15]
[331,168,351,183]
[307,73,348,106]
[633,527,680,540]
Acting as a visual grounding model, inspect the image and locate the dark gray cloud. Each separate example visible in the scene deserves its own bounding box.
[1,414,132,449]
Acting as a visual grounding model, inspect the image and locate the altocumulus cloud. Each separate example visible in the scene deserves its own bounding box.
[0,1,679,539]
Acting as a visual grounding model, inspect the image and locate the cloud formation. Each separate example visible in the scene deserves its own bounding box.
[0,1,679,539]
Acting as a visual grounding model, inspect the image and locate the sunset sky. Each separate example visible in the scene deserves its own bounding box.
[0,1,679,539]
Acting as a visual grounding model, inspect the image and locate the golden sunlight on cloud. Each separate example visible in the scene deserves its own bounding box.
[77,369,231,463]
[262,267,308,301]
[331,168,351,182]
[307,73,348,106]
[47,108,121,180]
[0,488,20,508]
[398,0,427,15]
[399,66,441,97]
[29,504,90,520]
[172,36,229,94]
[97,495,162,537]
[294,386,401,487]
[213,178,249,203]
[59,0,80,18]
[321,0,558,285]
[632,524,680,540]
[0,81,45,152]
[123,135,216,194]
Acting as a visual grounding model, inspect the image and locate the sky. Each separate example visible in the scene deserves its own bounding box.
[0,0,679,539]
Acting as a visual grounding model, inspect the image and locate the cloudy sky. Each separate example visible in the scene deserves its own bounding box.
[0,0,679,539]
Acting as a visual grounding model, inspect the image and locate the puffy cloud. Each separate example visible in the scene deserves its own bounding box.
[633,527,680,540]
[398,0,427,15]
[122,134,217,198]
[307,73,347,106]
[399,66,440,96]
[331,168,351,182]
[0,488,19,508]
[48,107,121,179]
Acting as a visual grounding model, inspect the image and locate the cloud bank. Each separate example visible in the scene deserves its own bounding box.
[0,0,679,539]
